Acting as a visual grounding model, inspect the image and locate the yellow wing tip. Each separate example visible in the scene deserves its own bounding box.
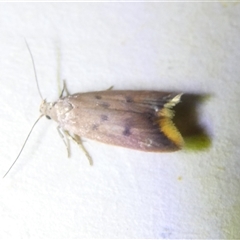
[158,94,184,148]
[159,117,184,148]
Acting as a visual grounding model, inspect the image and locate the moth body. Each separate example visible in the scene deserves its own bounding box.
[40,90,184,152]
[4,42,185,178]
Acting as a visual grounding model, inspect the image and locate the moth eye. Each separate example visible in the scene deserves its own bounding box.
[46,115,51,120]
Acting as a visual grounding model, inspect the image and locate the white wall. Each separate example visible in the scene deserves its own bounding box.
[0,2,239,238]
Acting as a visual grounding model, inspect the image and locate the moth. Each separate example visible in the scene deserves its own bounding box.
[3,42,184,177]
[40,90,184,153]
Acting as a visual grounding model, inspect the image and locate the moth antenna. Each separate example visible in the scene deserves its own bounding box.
[24,39,43,100]
[3,114,44,178]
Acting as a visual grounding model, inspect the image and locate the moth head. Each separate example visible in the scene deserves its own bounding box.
[39,99,54,120]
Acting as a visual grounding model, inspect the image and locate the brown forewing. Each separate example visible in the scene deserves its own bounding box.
[61,90,180,152]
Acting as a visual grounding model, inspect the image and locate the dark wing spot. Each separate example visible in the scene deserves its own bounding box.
[95,95,102,99]
[123,125,131,136]
[92,124,99,130]
[144,112,154,120]
[100,114,108,121]
[125,96,133,103]
[99,102,110,108]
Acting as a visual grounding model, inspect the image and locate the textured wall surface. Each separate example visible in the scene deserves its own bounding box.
[0,2,240,238]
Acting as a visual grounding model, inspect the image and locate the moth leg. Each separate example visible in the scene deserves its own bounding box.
[59,80,70,98]
[57,126,70,157]
[65,132,93,166]
[106,86,113,91]
[59,80,66,98]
